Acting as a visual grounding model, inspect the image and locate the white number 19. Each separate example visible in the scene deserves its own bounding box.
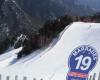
[75,55,92,71]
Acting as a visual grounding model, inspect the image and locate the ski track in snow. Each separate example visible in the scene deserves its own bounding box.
[0,47,23,69]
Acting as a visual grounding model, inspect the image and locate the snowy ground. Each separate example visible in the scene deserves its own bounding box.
[0,22,100,80]
[0,47,22,69]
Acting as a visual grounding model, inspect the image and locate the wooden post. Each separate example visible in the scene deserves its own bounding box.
[33,78,36,80]
[89,75,92,80]
[6,76,10,80]
[98,72,100,80]
[40,78,43,80]
[23,76,27,80]
[0,74,1,80]
[93,73,96,80]
[15,75,18,80]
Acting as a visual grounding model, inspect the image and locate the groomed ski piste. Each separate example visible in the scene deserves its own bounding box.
[0,22,100,80]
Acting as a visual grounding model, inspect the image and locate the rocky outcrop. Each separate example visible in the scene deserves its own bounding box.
[0,0,37,54]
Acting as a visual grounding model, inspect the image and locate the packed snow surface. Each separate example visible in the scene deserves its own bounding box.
[0,22,100,80]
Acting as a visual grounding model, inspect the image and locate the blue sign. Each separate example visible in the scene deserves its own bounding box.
[67,45,98,80]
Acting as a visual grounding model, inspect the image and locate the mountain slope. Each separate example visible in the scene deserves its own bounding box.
[15,0,94,22]
[77,0,100,11]
[0,0,39,54]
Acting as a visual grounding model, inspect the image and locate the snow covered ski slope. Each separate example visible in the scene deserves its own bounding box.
[0,22,100,80]
[0,47,23,69]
